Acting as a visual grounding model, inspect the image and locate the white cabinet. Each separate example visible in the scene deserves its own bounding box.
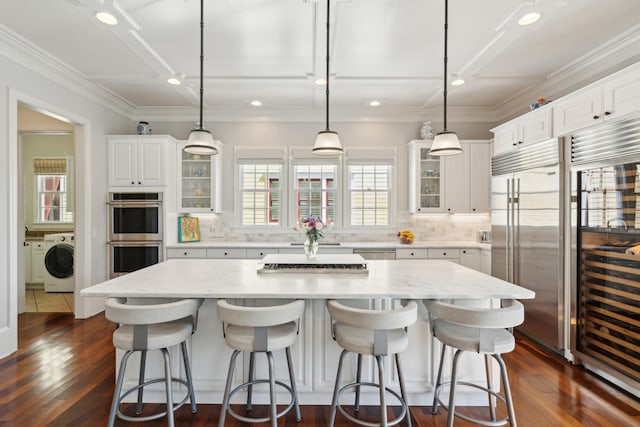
[459,248,480,271]
[30,241,45,283]
[408,140,445,212]
[409,140,490,214]
[444,141,491,213]
[166,248,207,259]
[553,63,640,136]
[396,248,428,259]
[207,248,247,259]
[480,248,491,274]
[108,135,171,187]
[177,141,223,213]
[492,107,552,155]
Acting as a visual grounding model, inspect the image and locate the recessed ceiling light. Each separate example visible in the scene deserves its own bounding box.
[451,78,465,86]
[95,11,118,26]
[315,78,327,86]
[369,100,381,107]
[518,12,541,26]
[167,77,181,85]
[250,100,262,107]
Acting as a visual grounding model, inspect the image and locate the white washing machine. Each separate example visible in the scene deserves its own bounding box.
[43,233,74,292]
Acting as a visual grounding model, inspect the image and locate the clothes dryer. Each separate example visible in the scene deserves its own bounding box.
[43,233,74,292]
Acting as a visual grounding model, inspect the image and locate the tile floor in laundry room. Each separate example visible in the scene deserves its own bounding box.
[25,286,73,312]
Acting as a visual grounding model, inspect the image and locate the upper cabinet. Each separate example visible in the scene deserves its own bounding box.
[408,140,490,213]
[554,62,640,136]
[108,135,172,188]
[408,140,445,212]
[177,140,223,213]
[492,107,552,156]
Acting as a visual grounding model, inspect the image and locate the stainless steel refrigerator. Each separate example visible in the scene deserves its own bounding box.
[491,138,564,353]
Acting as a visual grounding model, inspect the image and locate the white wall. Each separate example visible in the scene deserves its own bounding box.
[0,52,131,357]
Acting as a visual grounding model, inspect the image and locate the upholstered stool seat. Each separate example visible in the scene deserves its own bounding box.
[105,297,204,427]
[217,299,305,427]
[424,299,524,427]
[326,299,418,427]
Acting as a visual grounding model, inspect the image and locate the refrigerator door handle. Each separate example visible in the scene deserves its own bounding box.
[506,178,512,282]
[513,178,520,284]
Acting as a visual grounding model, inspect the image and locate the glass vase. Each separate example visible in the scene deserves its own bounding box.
[304,239,319,259]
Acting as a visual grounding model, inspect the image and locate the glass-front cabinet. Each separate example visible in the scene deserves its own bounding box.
[177,141,223,213]
[408,140,445,212]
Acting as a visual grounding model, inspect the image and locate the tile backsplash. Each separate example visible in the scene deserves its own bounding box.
[194,212,491,243]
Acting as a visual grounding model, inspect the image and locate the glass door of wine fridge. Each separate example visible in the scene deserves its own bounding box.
[574,160,640,391]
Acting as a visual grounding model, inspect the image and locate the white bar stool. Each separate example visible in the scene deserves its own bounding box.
[217,299,305,427]
[423,299,524,427]
[105,297,204,427]
[326,299,418,427]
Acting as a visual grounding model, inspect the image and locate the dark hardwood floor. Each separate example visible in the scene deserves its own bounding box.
[1,312,639,426]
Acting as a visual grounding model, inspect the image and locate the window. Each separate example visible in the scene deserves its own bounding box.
[239,163,282,225]
[348,164,391,226]
[34,158,72,223]
[293,164,336,223]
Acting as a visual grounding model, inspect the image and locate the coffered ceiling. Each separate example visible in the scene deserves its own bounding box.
[1,0,640,124]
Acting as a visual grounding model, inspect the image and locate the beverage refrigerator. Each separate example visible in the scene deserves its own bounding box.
[570,116,640,397]
[491,138,565,353]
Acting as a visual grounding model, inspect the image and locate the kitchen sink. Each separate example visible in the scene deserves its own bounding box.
[290,242,341,246]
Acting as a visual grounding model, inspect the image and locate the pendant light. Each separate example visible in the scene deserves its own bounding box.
[429,0,462,156]
[312,0,343,156]
[184,0,218,156]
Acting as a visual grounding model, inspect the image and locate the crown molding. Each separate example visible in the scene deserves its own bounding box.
[132,105,498,124]
[0,24,134,120]
[494,24,640,124]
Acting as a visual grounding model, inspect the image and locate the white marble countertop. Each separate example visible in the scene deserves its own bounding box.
[165,240,492,250]
[81,257,532,300]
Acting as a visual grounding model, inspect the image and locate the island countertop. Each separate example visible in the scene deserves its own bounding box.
[81,257,533,300]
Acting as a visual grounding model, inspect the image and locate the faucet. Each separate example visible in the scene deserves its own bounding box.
[606,218,628,230]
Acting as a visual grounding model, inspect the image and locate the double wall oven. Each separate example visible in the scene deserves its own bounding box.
[108,192,163,278]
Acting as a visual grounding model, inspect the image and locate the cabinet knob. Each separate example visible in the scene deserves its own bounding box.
[138,181,142,185]
[260,252,264,256]
[462,250,466,254]
[604,111,612,116]
[131,181,135,185]
[443,252,447,256]
[593,115,600,120]
[411,252,415,256]
[518,141,523,144]
[472,208,476,211]
[224,252,228,256]
[512,143,517,146]
[184,252,188,256]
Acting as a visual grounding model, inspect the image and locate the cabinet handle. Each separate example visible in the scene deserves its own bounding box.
[604,111,612,116]
[593,115,600,120]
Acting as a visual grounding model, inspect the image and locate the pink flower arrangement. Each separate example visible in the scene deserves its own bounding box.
[294,216,331,242]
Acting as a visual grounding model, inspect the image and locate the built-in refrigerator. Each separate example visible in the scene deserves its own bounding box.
[491,138,565,353]
[570,116,640,397]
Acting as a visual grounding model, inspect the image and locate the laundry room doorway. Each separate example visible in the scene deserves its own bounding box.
[19,105,76,314]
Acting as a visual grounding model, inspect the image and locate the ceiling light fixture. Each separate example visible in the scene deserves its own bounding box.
[518,12,542,26]
[369,100,381,107]
[312,0,343,156]
[167,77,182,85]
[315,78,327,86]
[250,100,262,107]
[451,76,465,86]
[184,0,218,156]
[429,0,462,156]
[95,11,118,26]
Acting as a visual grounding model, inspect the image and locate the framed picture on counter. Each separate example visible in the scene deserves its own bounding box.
[178,216,200,243]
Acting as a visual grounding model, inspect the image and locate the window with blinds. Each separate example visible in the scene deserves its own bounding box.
[239,163,282,225]
[348,164,391,226]
[293,164,336,224]
[33,157,72,223]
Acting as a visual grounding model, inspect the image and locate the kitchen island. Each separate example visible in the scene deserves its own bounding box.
[81,257,534,406]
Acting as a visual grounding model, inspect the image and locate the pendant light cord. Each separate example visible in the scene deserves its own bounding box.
[324,0,331,131]
[198,0,204,131]
[442,0,449,132]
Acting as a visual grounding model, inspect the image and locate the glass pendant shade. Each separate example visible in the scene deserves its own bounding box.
[185,128,218,155]
[312,130,343,155]
[429,131,462,155]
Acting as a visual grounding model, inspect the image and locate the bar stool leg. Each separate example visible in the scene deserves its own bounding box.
[286,346,301,421]
[266,351,277,427]
[395,353,411,427]
[136,350,147,415]
[108,350,133,427]
[355,353,362,411]
[495,354,517,427]
[446,350,463,427]
[432,344,447,414]
[329,349,348,427]
[247,352,255,411]
[485,354,496,421]
[219,350,240,427]
[181,341,197,413]
[160,348,175,427]
[376,355,388,427]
